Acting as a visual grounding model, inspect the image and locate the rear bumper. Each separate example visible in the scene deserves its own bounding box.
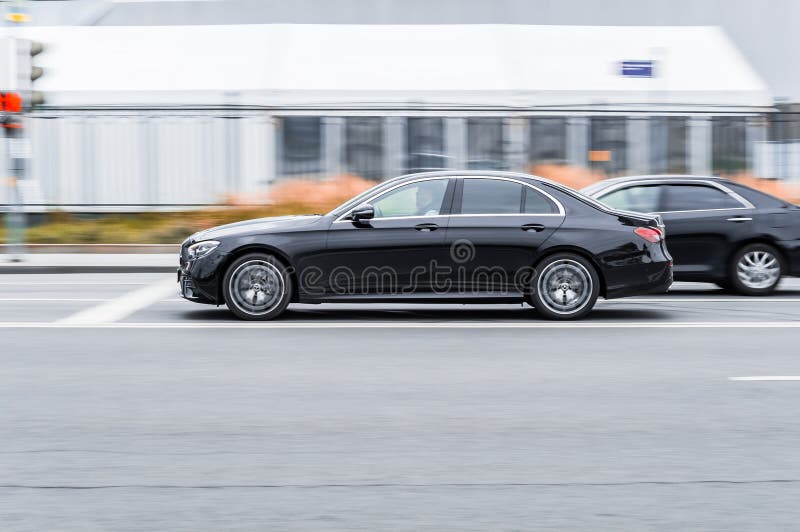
[605,260,673,299]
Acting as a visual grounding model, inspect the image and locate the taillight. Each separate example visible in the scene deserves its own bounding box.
[634,226,663,243]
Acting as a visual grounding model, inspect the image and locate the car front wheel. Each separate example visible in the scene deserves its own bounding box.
[223,253,292,320]
[531,253,600,320]
[729,243,783,296]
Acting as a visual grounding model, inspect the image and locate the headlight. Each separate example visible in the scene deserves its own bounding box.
[187,240,220,260]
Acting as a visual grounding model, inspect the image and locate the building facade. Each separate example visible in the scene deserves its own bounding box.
[2,24,790,210]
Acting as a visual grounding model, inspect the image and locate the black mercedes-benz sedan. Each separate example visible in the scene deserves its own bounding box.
[179,170,672,320]
[583,175,800,295]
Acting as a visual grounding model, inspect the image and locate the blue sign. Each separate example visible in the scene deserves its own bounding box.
[621,60,654,78]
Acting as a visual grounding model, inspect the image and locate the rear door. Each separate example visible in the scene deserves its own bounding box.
[443,177,564,294]
[658,183,755,277]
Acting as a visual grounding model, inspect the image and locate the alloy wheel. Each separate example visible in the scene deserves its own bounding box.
[537,259,593,315]
[228,260,285,316]
[736,250,780,290]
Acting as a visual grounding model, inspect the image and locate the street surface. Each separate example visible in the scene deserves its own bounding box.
[2,273,800,530]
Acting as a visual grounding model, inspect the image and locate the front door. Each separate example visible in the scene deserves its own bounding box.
[320,177,455,297]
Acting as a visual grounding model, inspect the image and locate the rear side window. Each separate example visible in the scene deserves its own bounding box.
[598,185,662,213]
[523,187,558,214]
[663,185,743,211]
[460,178,522,214]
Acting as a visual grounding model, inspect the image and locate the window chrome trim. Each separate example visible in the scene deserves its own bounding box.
[593,179,755,213]
[334,175,565,223]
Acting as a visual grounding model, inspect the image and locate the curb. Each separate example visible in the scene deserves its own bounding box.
[0,265,177,274]
[0,244,180,254]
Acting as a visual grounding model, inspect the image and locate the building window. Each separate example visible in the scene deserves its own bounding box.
[280,116,322,176]
[712,117,747,174]
[650,117,687,174]
[407,118,446,173]
[345,117,384,180]
[529,117,567,165]
[467,118,506,170]
[590,117,627,176]
[770,112,800,142]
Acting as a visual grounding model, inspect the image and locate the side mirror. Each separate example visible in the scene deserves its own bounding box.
[351,203,375,222]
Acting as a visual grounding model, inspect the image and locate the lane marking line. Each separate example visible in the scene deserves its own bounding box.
[55,278,177,325]
[0,282,150,286]
[0,298,109,302]
[0,320,799,329]
[730,376,800,381]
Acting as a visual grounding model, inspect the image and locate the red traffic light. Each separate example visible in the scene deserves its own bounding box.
[1,92,24,113]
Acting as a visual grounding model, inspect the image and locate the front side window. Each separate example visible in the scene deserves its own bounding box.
[663,184,744,211]
[461,178,522,214]
[371,179,449,218]
[598,185,662,213]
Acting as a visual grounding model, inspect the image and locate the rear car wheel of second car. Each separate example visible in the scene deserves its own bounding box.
[729,243,784,296]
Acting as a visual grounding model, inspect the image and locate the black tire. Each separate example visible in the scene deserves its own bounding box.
[530,253,600,320]
[222,253,292,320]
[728,243,784,296]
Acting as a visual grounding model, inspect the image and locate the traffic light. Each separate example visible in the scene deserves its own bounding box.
[1,92,23,113]
[19,39,45,107]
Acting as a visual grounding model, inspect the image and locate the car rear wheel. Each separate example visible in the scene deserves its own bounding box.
[729,243,783,296]
[531,253,600,320]
[223,253,292,320]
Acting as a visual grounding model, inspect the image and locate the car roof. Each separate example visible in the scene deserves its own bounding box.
[385,169,567,187]
[589,174,729,186]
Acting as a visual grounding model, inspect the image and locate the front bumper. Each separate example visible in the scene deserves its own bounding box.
[177,248,230,305]
[777,240,800,277]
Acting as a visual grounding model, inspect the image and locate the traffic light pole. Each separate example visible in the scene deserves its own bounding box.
[4,118,25,261]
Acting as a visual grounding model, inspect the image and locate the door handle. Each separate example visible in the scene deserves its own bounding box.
[521,223,546,232]
[726,217,753,223]
[414,223,439,232]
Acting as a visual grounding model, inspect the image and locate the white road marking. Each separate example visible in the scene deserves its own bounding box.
[0,282,150,286]
[4,297,800,304]
[729,376,800,381]
[0,320,798,329]
[55,278,177,325]
[0,298,109,302]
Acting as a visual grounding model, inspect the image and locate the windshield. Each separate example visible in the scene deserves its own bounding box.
[579,181,609,196]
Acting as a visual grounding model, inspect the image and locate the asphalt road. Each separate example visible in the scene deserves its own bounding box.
[2,273,800,530]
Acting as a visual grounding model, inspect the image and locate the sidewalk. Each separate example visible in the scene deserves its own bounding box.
[0,253,177,274]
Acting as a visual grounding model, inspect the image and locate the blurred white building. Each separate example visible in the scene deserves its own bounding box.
[1,23,782,209]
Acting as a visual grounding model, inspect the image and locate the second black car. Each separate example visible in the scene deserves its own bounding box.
[583,175,800,295]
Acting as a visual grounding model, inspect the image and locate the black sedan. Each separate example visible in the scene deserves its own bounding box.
[179,170,672,320]
[582,175,800,295]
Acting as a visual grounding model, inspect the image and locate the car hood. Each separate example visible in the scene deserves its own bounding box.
[187,214,324,242]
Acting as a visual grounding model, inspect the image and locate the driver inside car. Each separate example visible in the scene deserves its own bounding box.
[416,185,441,216]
